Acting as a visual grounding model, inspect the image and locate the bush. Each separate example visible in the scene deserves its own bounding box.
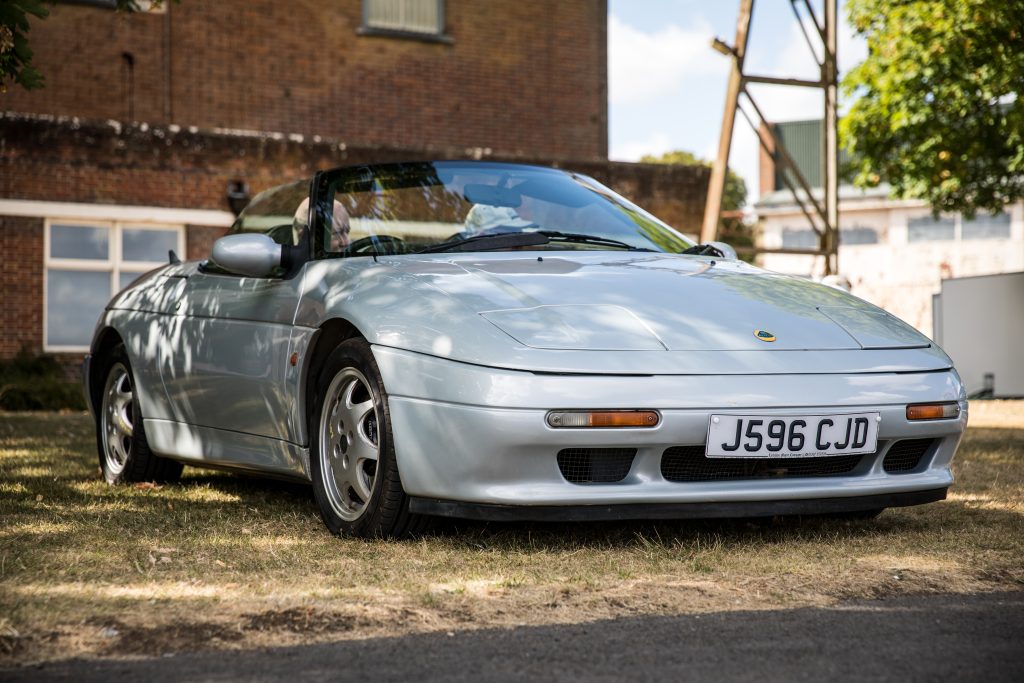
[0,350,87,411]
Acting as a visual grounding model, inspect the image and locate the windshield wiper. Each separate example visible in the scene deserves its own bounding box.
[537,230,654,251]
[416,231,550,254]
[682,243,725,258]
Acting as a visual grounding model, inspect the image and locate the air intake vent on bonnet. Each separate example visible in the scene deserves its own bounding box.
[556,448,636,484]
[883,439,934,473]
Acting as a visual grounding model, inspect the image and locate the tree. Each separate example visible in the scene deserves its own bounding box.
[0,0,49,92]
[639,149,748,210]
[0,0,168,92]
[639,149,753,257]
[841,0,1024,218]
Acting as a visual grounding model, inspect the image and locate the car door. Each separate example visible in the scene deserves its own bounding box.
[160,180,311,443]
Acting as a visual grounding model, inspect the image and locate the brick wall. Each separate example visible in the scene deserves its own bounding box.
[185,225,229,262]
[1,114,708,229]
[3,0,608,161]
[0,216,44,359]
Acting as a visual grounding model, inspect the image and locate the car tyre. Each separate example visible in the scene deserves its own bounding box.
[96,344,183,484]
[310,338,427,538]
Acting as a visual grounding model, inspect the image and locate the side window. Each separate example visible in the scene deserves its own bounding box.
[230,180,311,247]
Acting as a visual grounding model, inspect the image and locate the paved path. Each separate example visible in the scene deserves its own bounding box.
[5,592,1023,682]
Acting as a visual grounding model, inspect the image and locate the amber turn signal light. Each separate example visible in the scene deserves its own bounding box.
[906,402,960,421]
[546,410,660,428]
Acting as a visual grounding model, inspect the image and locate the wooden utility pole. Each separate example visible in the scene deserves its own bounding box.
[700,0,753,245]
[702,0,840,276]
[822,0,839,275]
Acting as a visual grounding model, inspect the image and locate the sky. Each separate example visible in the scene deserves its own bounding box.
[608,0,867,203]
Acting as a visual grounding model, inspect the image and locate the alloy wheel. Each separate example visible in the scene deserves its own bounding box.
[101,362,134,476]
[318,367,380,521]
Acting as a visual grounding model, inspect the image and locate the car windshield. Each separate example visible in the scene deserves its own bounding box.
[318,162,695,256]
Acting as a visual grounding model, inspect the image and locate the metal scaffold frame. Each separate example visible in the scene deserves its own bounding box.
[701,0,839,275]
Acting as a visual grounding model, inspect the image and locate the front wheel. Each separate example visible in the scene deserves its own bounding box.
[97,345,183,484]
[309,338,426,538]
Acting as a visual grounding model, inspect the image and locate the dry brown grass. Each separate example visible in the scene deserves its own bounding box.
[1,402,1022,664]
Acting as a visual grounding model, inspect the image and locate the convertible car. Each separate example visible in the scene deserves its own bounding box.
[83,161,966,537]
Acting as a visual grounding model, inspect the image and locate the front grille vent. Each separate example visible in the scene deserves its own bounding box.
[556,448,636,484]
[882,439,934,473]
[661,445,868,482]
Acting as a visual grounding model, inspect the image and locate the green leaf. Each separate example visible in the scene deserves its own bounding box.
[841,0,1024,217]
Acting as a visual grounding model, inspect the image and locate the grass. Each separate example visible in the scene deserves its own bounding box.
[1,403,1022,664]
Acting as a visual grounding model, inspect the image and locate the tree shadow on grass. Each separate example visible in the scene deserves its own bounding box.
[3,414,1020,556]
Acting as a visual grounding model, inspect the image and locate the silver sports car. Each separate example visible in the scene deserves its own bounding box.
[83,161,966,537]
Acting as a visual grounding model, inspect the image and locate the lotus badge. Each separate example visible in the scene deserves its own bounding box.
[754,329,776,342]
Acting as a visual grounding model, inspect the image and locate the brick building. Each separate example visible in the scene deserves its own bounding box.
[1,0,708,365]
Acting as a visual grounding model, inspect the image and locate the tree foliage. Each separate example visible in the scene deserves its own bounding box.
[638,149,753,259]
[0,0,169,92]
[0,0,49,92]
[639,149,748,210]
[841,0,1024,218]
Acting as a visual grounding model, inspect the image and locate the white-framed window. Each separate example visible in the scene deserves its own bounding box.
[44,220,184,352]
[362,0,446,39]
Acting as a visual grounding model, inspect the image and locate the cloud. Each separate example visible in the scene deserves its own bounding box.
[839,17,868,74]
[745,10,868,125]
[606,5,868,201]
[608,14,721,106]
[745,17,824,125]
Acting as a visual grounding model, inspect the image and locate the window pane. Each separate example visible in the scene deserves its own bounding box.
[119,270,149,290]
[122,228,179,262]
[50,225,109,260]
[907,215,955,242]
[366,0,442,34]
[781,228,817,249]
[962,212,1010,240]
[46,269,111,347]
[839,226,879,245]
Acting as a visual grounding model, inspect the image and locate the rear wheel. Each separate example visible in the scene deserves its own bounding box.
[310,338,426,538]
[97,345,183,484]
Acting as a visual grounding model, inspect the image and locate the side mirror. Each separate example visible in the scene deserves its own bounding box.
[707,240,739,260]
[211,233,282,277]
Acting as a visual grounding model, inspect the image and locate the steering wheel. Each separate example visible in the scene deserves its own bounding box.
[342,235,407,256]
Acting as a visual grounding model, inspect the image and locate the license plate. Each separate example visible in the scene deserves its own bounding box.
[706,413,880,458]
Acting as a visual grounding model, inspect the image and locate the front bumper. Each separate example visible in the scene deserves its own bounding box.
[374,346,966,512]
